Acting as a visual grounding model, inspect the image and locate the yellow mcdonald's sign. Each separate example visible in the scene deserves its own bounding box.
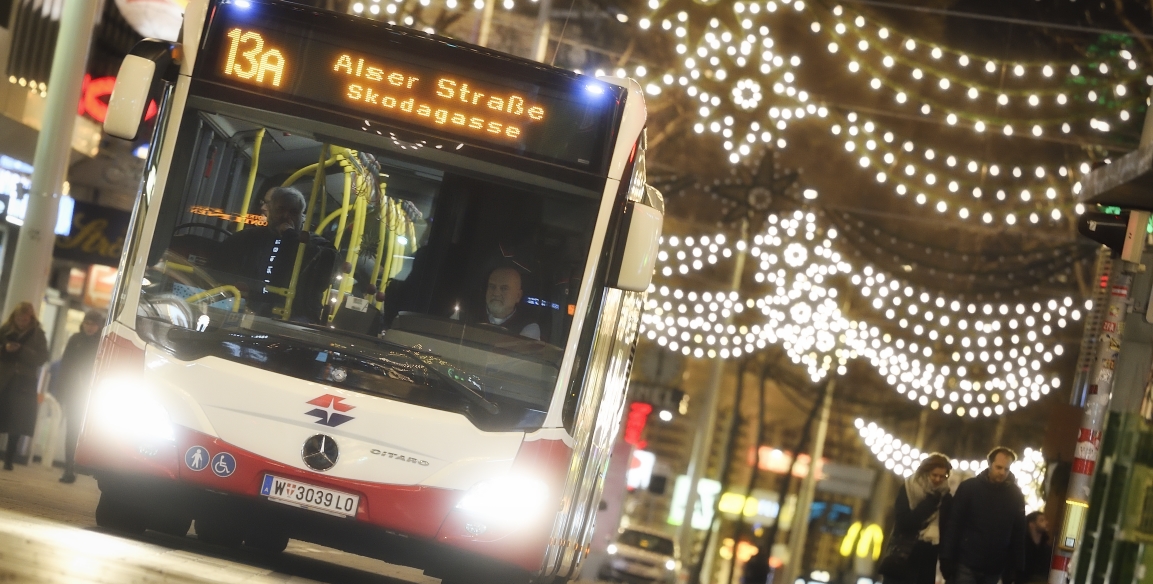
[839,521,884,560]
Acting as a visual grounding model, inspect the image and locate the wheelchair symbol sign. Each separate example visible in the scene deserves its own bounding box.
[211,452,237,477]
[185,446,209,471]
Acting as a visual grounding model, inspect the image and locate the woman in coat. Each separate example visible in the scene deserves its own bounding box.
[0,302,48,470]
[883,453,954,584]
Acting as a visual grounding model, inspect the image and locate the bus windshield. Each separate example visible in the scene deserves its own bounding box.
[136,105,602,432]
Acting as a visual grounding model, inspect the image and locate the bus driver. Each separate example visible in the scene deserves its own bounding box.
[462,266,540,340]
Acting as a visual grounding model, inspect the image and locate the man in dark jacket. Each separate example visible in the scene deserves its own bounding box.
[54,310,103,483]
[940,446,1027,584]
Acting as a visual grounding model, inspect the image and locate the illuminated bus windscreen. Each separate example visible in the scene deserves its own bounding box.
[194,0,626,174]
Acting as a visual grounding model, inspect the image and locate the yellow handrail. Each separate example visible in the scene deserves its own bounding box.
[268,145,334,321]
[333,160,353,250]
[237,128,265,232]
[315,207,345,235]
[158,260,195,275]
[185,285,242,313]
[369,195,390,300]
[280,154,340,193]
[303,145,329,233]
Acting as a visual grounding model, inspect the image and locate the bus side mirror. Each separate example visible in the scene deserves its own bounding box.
[105,40,180,140]
[105,56,156,140]
[611,201,663,292]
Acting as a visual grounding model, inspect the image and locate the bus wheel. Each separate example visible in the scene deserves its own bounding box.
[194,515,244,547]
[94,490,148,535]
[244,530,289,554]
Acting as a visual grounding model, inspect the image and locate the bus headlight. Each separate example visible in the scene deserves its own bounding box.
[455,475,549,527]
[91,378,175,442]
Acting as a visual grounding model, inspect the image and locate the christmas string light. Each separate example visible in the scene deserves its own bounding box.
[811,4,1147,99]
[822,111,1084,223]
[642,211,1078,417]
[854,419,1046,512]
[816,3,1145,76]
[800,3,1148,137]
[831,212,1089,290]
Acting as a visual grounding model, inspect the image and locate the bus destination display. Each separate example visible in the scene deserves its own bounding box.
[198,5,622,171]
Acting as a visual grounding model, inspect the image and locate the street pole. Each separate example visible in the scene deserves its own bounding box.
[677,218,749,580]
[476,0,496,47]
[1049,259,1136,583]
[781,375,835,584]
[2,0,99,318]
[914,408,930,450]
[531,0,554,61]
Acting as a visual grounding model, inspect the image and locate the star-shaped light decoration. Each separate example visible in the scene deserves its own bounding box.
[640,0,819,162]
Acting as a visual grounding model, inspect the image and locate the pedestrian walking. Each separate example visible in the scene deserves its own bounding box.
[53,310,103,483]
[0,302,48,471]
[878,453,953,584]
[940,446,1027,584]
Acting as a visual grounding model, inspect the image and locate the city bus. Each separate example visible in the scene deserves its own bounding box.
[75,1,663,582]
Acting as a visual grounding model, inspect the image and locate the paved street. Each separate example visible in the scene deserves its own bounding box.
[0,462,438,583]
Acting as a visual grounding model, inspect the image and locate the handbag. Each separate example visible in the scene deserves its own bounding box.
[876,531,918,579]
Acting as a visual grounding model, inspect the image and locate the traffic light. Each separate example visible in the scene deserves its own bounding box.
[1077,210,1150,262]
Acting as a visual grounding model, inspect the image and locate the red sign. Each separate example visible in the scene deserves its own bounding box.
[623,402,652,449]
[752,446,827,479]
[78,74,158,124]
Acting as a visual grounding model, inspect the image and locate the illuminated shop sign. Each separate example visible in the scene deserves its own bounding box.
[840,522,884,560]
[623,402,651,448]
[626,450,655,491]
[667,475,721,529]
[1,166,73,236]
[196,3,623,172]
[79,74,158,124]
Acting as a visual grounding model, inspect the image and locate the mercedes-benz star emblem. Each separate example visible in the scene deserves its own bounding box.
[301,434,339,472]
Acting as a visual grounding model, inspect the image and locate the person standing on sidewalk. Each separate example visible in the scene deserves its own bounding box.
[940,446,1027,584]
[0,302,48,471]
[54,310,102,483]
[880,453,954,584]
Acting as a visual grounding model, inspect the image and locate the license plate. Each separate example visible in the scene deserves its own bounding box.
[260,474,360,517]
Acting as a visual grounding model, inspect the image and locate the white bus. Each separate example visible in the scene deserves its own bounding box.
[75,1,663,582]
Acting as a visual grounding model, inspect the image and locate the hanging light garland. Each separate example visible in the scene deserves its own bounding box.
[642,210,1080,417]
[855,418,1046,512]
[816,110,1091,224]
[812,3,1145,80]
[808,5,1146,134]
[634,0,1144,165]
[831,212,1089,291]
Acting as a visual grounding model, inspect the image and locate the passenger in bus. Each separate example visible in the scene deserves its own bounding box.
[216,187,336,322]
[465,266,541,340]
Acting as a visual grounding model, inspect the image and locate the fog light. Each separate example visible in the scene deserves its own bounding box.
[464,523,487,536]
